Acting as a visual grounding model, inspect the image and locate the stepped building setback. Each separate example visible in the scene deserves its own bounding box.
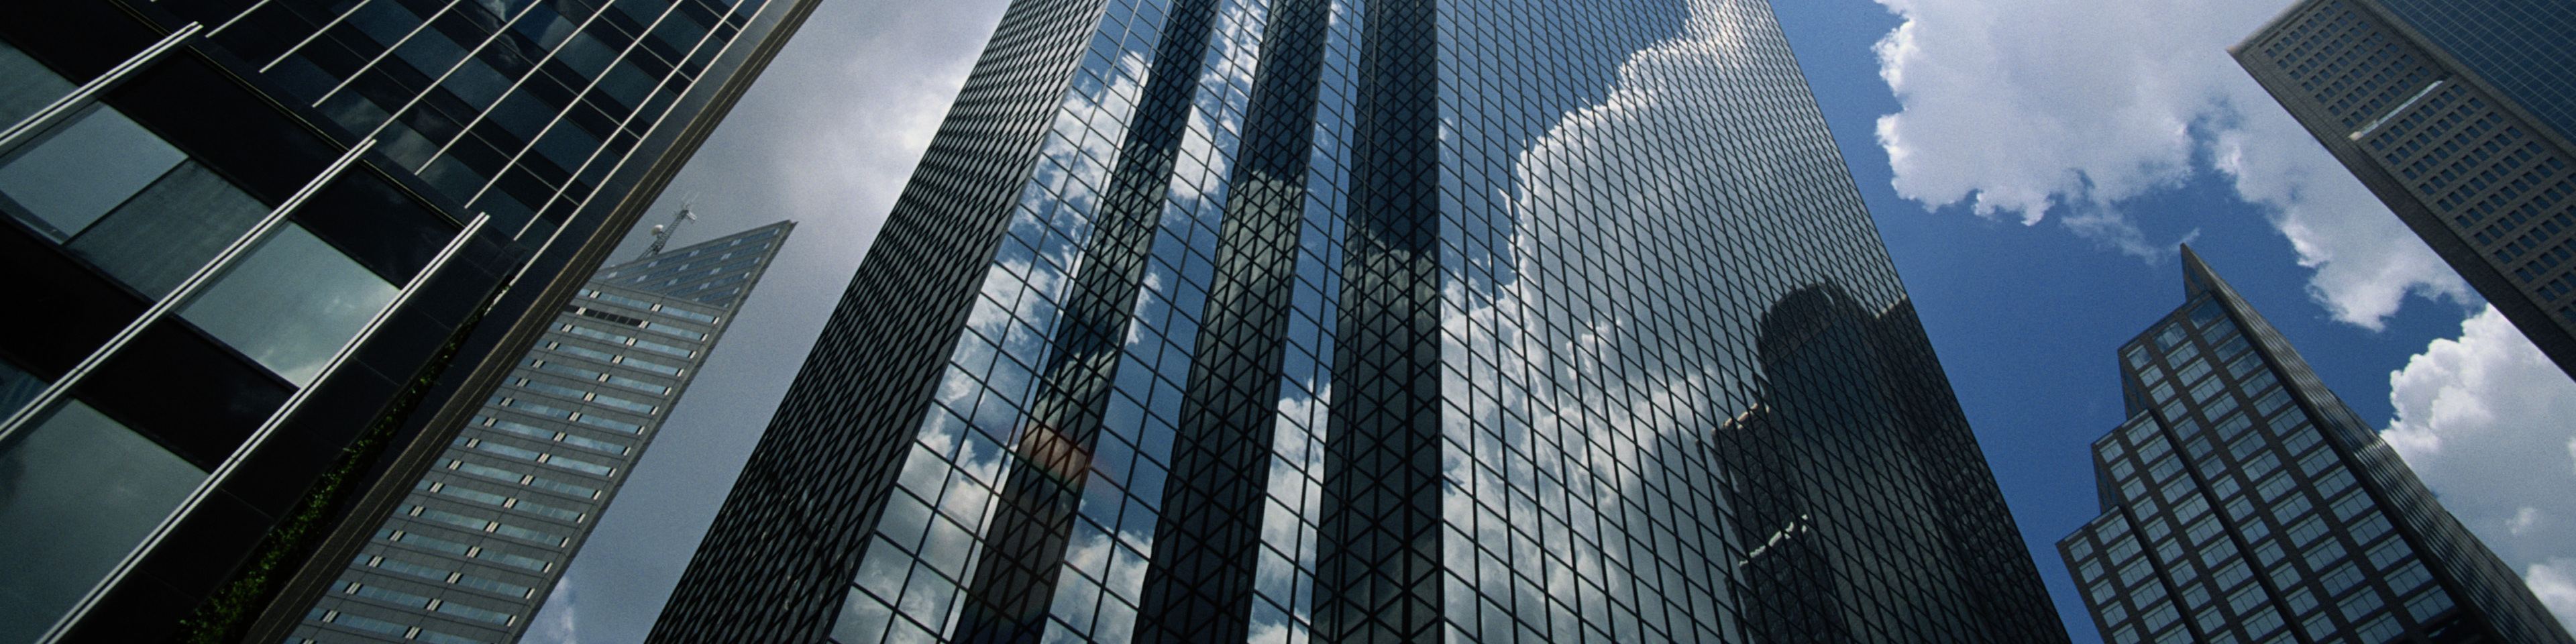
[2058,247,2574,644]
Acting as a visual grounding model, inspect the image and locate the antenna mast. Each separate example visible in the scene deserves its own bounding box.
[641,200,699,259]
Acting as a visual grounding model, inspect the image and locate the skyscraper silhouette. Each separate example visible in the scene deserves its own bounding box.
[2059,247,2573,644]
[2235,0,2576,378]
[655,0,2070,641]
[0,0,817,639]
[294,221,791,644]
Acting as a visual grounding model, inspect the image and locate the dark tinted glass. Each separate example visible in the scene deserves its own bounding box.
[78,318,294,469]
[293,170,460,283]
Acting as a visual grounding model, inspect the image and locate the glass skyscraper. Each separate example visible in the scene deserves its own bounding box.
[2233,0,2576,378]
[2058,247,2573,644]
[293,221,789,644]
[0,0,813,641]
[652,0,2068,641]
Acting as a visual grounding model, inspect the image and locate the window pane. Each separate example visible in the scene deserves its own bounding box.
[179,224,399,385]
[0,106,186,239]
[0,400,207,643]
[65,160,270,299]
[0,39,76,128]
[0,358,44,419]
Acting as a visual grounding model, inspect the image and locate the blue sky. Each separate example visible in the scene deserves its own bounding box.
[1772,1,2457,637]
[527,0,2576,641]
[1771,0,2576,637]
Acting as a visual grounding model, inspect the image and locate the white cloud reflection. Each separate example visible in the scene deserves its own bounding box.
[1442,0,1809,637]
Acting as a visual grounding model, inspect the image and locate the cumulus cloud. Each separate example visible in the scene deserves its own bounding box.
[1869,0,2468,327]
[529,574,580,644]
[2383,305,2576,628]
[2529,559,2576,633]
[2510,507,2546,537]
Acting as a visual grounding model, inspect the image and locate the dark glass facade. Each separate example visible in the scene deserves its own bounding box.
[0,0,812,640]
[2057,248,2575,644]
[2233,0,2576,378]
[652,0,2068,641]
[293,221,789,644]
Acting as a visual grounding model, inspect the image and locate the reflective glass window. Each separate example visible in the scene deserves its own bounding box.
[2189,299,2225,327]
[2226,354,2261,378]
[2184,519,2221,545]
[2388,561,2433,592]
[64,161,270,298]
[2349,514,2392,544]
[2322,562,2367,595]
[0,400,207,643]
[179,224,400,385]
[0,106,186,240]
[2303,539,2347,570]
[0,359,43,418]
[2213,561,2253,589]
[2190,377,2228,402]
[2176,358,2213,384]
[2155,323,2190,350]
[2406,588,2455,621]
[0,39,76,129]
[2213,334,2251,361]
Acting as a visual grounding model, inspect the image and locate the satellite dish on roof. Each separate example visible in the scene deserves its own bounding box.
[641,200,700,259]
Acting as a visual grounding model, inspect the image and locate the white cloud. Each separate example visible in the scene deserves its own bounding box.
[2384,305,2576,628]
[1869,0,2469,327]
[528,574,580,644]
[2528,559,2576,634]
[2208,93,2470,329]
[2511,507,2546,537]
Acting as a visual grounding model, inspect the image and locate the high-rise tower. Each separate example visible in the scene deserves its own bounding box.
[0,0,816,640]
[2233,0,2576,378]
[292,221,789,644]
[2058,247,2573,644]
[654,0,2071,641]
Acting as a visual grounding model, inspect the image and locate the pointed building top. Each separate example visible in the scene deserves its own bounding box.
[593,220,796,311]
[2180,243,2226,301]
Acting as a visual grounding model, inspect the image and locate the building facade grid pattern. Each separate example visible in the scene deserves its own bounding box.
[2058,250,2576,644]
[294,222,789,644]
[653,0,2071,642]
[2369,0,2576,139]
[1,17,502,639]
[0,0,802,637]
[2234,0,2576,376]
[162,0,769,238]
[648,0,1124,637]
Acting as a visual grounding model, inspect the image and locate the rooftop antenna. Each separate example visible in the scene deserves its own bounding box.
[641,196,699,259]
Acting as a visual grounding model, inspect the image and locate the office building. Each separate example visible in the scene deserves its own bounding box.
[0,0,815,640]
[292,221,789,644]
[2057,247,2574,644]
[651,0,2070,641]
[2233,0,2576,378]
